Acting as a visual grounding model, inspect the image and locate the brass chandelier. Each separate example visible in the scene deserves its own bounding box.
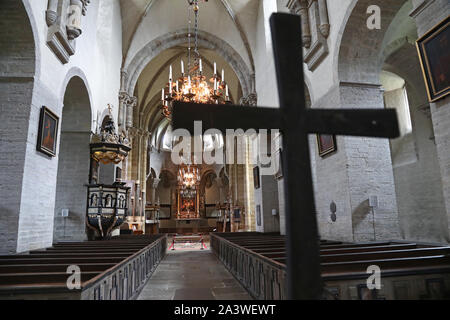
[161,0,230,119]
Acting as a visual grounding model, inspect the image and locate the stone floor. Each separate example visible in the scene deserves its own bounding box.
[137,248,252,300]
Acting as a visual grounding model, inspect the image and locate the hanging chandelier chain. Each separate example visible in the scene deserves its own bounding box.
[187,3,192,71]
[194,0,199,61]
[160,0,231,120]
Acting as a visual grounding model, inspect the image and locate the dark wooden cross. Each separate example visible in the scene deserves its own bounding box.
[172,13,399,299]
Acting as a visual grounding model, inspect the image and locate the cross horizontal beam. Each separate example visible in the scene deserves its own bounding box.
[172,101,400,138]
[172,101,281,131]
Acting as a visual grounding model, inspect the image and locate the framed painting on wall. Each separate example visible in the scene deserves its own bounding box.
[256,205,261,227]
[37,106,59,157]
[317,134,337,157]
[253,166,260,189]
[416,16,450,102]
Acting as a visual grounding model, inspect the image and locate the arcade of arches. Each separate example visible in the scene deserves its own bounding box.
[0,0,449,300]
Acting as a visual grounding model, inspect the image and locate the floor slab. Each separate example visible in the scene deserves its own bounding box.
[137,249,252,300]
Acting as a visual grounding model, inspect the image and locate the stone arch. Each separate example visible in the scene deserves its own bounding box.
[54,75,92,242]
[0,0,39,254]
[123,29,254,98]
[0,0,40,78]
[202,170,221,210]
[336,0,409,83]
[156,169,176,205]
[59,67,94,125]
[201,170,218,189]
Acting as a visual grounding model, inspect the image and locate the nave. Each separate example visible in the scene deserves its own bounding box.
[1,0,449,302]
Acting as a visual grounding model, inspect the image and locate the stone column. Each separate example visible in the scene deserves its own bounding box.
[126,97,137,129]
[244,136,256,231]
[149,178,161,205]
[118,92,137,132]
[118,92,128,131]
[140,130,151,206]
[216,178,226,204]
[127,127,140,180]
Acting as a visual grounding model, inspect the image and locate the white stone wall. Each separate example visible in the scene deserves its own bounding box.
[2,0,124,253]
[410,0,450,241]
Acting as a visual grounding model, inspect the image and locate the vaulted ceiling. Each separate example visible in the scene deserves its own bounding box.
[119,0,260,141]
[119,0,259,68]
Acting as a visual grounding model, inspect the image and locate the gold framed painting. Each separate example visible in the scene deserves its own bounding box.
[317,134,337,157]
[37,106,59,157]
[416,15,450,102]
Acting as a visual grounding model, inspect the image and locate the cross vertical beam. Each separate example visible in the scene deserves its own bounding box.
[270,13,322,299]
[172,12,399,301]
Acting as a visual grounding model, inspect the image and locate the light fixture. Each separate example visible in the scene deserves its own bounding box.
[160,0,230,119]
[178,165,201,198]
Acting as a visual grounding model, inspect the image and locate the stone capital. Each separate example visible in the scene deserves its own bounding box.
[239,92,257,106]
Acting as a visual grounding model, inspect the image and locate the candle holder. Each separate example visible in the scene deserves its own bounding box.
[211,91,221,100]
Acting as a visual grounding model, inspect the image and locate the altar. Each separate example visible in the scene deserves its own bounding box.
[175,218,202,233]
[176,164,200,220]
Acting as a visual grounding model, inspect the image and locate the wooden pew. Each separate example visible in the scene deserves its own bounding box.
[0,234,167,300]
[210,232,450,300]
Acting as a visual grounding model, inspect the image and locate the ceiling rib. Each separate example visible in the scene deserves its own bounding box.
[122,0,255,75]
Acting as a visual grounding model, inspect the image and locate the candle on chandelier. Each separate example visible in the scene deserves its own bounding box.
[161,88,164,101]
[169,65,172,81]
[181,60,184,74]
[214,62,217,75]
[188,75,191,87]
[199,59,203,72]
[222,69,224,82]
[176,81,179,92]
[226,84,229,98]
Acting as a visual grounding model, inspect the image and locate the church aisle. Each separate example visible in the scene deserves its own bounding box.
[137,248,252,300]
